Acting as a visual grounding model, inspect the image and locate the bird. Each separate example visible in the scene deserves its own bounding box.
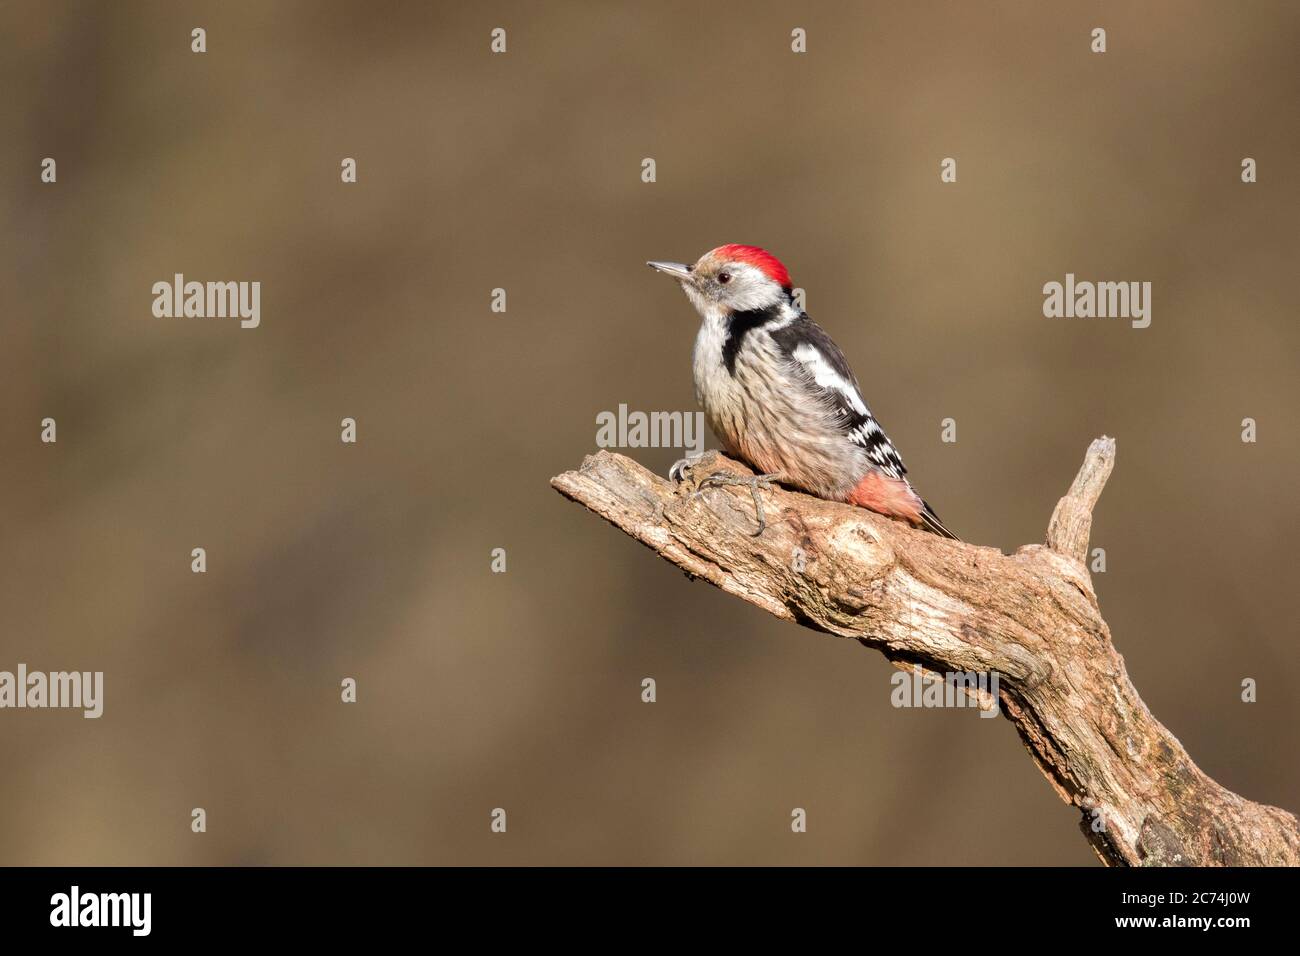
[647,244,957,539]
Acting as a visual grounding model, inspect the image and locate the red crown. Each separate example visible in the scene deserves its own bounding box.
[711,244,791,289]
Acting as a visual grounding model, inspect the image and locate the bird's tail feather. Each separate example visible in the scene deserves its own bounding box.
[919,500,960,540]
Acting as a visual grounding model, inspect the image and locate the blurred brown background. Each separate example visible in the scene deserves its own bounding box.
[1,1,1297,866]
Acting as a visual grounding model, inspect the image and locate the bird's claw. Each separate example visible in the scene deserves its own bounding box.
[692,471,781,536]
[668,455,703,484]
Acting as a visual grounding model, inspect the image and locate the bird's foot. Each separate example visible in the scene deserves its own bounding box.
[692,471,783,536]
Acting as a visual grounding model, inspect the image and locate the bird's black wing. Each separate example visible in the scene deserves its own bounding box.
[769,314,909,479]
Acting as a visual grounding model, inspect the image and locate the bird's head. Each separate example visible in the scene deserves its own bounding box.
[647,244,792,316]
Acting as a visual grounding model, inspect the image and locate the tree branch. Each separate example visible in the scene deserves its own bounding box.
[551,439,1300,866]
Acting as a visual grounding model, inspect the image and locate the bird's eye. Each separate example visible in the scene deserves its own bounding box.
[717,272,731,284]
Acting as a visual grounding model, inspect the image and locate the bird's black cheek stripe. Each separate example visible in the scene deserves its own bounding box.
[722,306,781,375]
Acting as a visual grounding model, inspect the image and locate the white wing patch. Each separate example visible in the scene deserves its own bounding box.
[848,418,882,445]
[776,318,910,479]
[791,343,867,415]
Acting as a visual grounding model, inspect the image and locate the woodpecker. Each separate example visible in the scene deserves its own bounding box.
[647,244,957,539]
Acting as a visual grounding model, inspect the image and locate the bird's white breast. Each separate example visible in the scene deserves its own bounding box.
[691,311,868,499]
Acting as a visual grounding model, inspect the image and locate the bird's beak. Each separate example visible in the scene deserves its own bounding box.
[646,261,693,283]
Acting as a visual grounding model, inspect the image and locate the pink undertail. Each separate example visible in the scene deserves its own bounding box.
[845,472,924,523]
[845,473,960,540]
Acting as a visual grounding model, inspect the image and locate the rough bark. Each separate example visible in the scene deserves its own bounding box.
[551,438,1299,866]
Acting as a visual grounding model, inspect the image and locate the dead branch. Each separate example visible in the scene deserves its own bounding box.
[551,438,1299,866]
